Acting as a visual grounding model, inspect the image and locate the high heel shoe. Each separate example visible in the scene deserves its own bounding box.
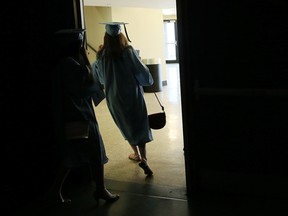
[93,188,120,205]
[139,161,153,176]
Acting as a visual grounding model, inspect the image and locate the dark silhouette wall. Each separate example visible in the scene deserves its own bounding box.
[1,0,81,212]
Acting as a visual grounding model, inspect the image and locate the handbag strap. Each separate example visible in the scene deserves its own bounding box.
[153,92,165,112]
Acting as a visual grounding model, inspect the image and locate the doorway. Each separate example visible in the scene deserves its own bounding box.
[83,4,186,199]
[164,19,179,63]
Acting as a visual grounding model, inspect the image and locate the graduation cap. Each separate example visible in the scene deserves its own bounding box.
[100,22,132,42]
[54,28,86,46]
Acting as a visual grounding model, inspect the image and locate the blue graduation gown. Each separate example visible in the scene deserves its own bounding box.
[92,47,154,145]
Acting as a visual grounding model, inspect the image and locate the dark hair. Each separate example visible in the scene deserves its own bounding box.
[97,32,131,59]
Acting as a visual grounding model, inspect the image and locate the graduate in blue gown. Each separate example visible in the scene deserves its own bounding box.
[92,22,154,176]
[51,28,119,204]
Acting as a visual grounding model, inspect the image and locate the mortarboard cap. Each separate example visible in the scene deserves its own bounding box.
[100,22,131,42]
[54,28,86,46]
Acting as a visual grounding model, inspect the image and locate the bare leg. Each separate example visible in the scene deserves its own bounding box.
[130,145,139,156]
[137,143,153,176]
[136,144,147,161]
[90,164,119,204]
[47,166,72,203]
[128,145,141,161]
[58,168,71,203]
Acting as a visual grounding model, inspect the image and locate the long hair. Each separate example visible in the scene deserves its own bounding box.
[97,32,131,59]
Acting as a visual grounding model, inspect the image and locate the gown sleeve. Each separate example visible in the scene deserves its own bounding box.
[129,47,154,86]
[91,60,105,85]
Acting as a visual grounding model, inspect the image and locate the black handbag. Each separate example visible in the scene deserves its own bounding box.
[148,93,166,130]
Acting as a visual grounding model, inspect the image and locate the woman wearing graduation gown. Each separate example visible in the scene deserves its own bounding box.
[92,22,154,176]
[51,28,119,204]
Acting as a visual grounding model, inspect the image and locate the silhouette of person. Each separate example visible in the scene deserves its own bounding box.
[51,28,119,204]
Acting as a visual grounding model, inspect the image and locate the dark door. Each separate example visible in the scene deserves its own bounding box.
[177,0,288,197]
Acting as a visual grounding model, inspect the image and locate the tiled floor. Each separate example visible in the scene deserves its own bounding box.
[17,179,190,216]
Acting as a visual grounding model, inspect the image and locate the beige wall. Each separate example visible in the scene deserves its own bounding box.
[84,6,167,83]
[163,14,177,20]
[84,6,112,62]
